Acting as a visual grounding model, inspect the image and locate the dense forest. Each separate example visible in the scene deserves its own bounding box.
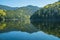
[0,5,39,22]
[30,1,60,37]
[0,5,39,33]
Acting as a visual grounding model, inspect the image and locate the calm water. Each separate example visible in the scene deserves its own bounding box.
[0,31,60,40]
[0,20,60,40]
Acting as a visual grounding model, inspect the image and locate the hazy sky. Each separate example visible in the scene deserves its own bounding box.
[0,0,58,7]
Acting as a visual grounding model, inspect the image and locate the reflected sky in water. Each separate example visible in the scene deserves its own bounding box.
[0,31,60,40]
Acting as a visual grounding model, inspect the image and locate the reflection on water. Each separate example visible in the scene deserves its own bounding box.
[31,20,60,38]
[0,20,38,33]
[0,20,60,40]
[0,31,60,40]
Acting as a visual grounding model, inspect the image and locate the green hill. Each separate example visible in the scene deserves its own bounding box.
[30,2,60,37]
[0,5,39,33]
[5,5,39,19]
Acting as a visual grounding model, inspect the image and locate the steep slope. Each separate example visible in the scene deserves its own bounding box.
[16,5,39,15]
[6,5,39,19]
[30,2,60,37]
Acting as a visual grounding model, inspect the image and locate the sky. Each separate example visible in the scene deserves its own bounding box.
[0,0,58,7]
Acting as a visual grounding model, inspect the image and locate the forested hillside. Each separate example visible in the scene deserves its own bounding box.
[30,2,60,37]
[0,5,39,33]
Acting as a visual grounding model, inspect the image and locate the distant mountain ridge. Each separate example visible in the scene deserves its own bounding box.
[16,5,39,15]
[0,5,40,19]
[0,5,19,10]
[0,5,39,11]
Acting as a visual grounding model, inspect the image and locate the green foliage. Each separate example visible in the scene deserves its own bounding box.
[0,9,6,22]
[0,9,6,16]
[0,23,6,30]
[30,2,60,37]
[0,5,39,33]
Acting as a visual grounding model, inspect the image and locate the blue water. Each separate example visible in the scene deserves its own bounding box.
[0,31,60,40]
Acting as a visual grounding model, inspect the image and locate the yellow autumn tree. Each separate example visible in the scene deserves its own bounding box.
[0,23,6,30]
[0,9,6,16]
[0,9,6,22]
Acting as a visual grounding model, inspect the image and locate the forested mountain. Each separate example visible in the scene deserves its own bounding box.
[16,5,39,15]
[0,5,19,10]
[0,5,39,19]
[1,5,38,18]
[30,2,60,37]
[31,2,60,21]
[0,5,39,33]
